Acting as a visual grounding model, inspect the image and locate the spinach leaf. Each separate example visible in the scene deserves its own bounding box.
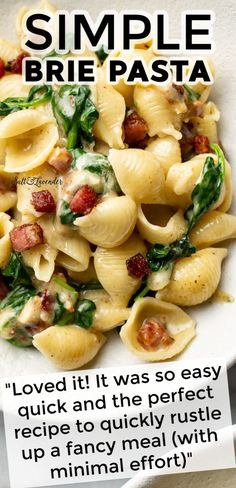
[74,299,96,329]
[53,293,66,323]
[183,84,200,102]
[52,85,98,150]
[96,45,108,64]
[54,295,96,329]
[70,148,86,169]
[0,85,52,116]
[2,252,32,287]
[0,285,35,314]
[186,143,226,232]
[71,151,120,194]
[59,200,81,225]
[147,235,196,272]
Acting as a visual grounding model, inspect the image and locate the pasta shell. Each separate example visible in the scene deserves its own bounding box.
[93,68,126,148]
[0,192,17,212]
[74,195,137,248]
[137,205,187,245]
[17,163,59,218]
[80,289,130,332]
[166,155,230,211]
[157,248,228,306]
[56,253,89,273]
[0,212,14,268]
[165,153,211,196]
[120,297,196,361]
[4,123,59,172]
[134,84,181,139]
[0,74,30,100]
[147,267,173,291]
[191,115,218,144]
[94,234,146,306]
[39,215,91,272]
[0,38,20,64]
[22,244,58,282]
[109,148,166,203]
[145,136,182,176]
[105,48,154,106]
[0,109,53,138]
[67,259,98,283]
[33,325,106,370]
[190,211,236,248]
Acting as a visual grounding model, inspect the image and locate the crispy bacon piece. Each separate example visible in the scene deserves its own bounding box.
[193,135,210,154]
[137,318,173,350]
[124,111,148,147]
[126,253,150,279]
[6,52,28,74]
[48,147,72,173]
[31,190,56,213]
[172,83,184,96]
[188,100,204,118]
[70,185,98,215]
[0,274,8,300]
[41,289,54,312]
[0,58,5,79]
[10,223,43,252]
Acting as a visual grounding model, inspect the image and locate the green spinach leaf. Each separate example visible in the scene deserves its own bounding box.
[147,235,196,272]
[52,85,98,150]
[53,293,66,323]
[71,151,120,194]
[59,200,81,225]
[2,252,32,287]
[183,84,200,102]
[0,285,35,314]
[186,143,226,232]
[96,46,108,64]
[0,85,52,116]
[74,299,96,329]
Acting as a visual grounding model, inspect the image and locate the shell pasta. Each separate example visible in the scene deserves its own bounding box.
[0,2,234,370]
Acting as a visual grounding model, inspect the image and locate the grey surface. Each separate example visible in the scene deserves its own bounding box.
[0,365,236,488]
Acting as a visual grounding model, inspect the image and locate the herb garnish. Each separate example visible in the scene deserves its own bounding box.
[51,85,98,150]
[0,85,52,116]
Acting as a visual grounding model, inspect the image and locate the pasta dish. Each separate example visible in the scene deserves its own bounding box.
[0,1,235,370]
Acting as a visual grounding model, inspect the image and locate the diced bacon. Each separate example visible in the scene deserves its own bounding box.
[31,190,56,213]
[167,84,185,103]
[48,147,72,173]
[137,318,173,350]
[172,83,184,96]
[0,274,8,300]
[0,58,5,79]
[10,223,43,252]
[7,52,28,74]
[124,111,148,147]
[188,100,204,117]
[70,185,98,215]
[126,253,150,279]
[41,289,54,312]
[193,135,210,154]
